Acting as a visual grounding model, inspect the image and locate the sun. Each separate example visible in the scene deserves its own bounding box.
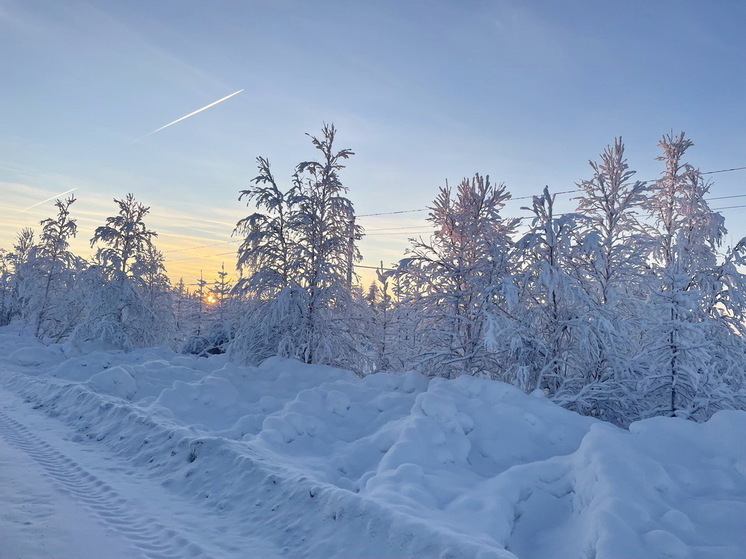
[205,294,218,305]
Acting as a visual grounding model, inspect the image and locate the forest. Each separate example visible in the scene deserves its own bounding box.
[2,125,745,427]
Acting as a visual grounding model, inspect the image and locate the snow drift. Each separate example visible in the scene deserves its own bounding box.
[2,328,745,558]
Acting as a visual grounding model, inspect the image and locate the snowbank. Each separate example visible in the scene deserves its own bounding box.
[1,327,745,558]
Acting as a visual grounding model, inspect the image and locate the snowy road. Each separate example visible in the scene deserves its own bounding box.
[0,386,282,559]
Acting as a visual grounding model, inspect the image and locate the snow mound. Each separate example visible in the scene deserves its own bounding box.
[155,375,248,430]
[86,365,138,401]
[10,345,63,367]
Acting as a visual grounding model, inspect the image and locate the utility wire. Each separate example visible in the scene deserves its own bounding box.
[358,208,428,217]
[165,164,746,259]
[511,188,580,202]
[356,165,746,219]
[357,189,581,219]
[355,263,397,271]
[364,224,433,232]
[702,166,746,175]
[704,193,746,202]
[711,203,746,212]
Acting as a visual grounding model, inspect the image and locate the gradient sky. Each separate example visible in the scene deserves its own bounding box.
[2,0,745,287]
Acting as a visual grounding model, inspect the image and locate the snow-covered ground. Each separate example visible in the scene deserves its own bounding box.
[1,326,746,559]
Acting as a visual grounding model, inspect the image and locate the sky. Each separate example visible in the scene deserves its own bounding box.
[1,0,746,287]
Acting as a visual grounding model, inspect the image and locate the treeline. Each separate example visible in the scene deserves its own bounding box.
[2,125,745,426]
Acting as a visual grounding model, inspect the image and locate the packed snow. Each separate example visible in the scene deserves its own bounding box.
[1,326,745,558]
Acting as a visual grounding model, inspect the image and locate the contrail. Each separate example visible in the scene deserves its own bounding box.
[17,187,78,212]
[133,89,244,143]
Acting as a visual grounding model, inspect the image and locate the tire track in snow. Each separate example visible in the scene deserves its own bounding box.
[0,408,209,559]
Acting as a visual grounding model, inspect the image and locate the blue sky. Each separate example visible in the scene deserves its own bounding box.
[2,0,745,284]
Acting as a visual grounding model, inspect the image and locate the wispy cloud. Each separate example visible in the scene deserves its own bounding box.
[133,89,244,143]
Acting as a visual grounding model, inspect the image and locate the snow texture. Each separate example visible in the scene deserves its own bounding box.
[1,327,745,558]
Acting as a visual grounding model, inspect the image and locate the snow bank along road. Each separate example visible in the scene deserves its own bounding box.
[0,385,282,559]
[2,327,746,558]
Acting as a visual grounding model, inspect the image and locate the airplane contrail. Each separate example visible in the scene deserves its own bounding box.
[133,89,244,143]
[17,187,78,212]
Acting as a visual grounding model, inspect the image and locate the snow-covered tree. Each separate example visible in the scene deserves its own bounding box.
[641,132,744,419]
[5,200,86,340]
[234,157,297,299]
[397,174,518,378]
[130,242,174,341]
[72,194,172,351]
[511,187,586,394]
[363,265,402,372]
[574,138,649,304]
[0,250,14,326]
[182,264,237,357]
[568,139,650,421]
[230,154,306,363]
[291,123,363,365]
[193,271,208,336]
[32,196,84,339]
[232,124,366,370]
[10,228,37,323]
[173,278,189,334]
[209,262,233,322]
[179,272,211,356]
[91,193,159,279]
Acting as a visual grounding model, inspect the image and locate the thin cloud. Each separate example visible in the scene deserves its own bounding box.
[133,89,244,143]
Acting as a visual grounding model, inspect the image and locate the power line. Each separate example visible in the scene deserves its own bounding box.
[356,165,746,219]
[711,203,746,212]
[355,263,397,271]
[358,208,428,217]
[511,188,580,202]
[163,164,746,260]
[704,193,746,202]
[176,202,746,269]
[356,189,582,219]
[702,166,746,175]
[364,224,430,232]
